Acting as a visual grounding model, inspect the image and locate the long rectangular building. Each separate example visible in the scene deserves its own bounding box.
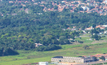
[51,56,95,63]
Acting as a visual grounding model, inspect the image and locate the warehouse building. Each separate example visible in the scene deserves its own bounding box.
[51,56,96,63]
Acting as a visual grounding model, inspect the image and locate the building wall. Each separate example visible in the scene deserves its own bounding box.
[39,62,48,65]
[51,56,84,63]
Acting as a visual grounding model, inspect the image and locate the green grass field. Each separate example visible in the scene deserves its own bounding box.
[0,43,107,65]
[75,36,93,43]
[0,34,107,65]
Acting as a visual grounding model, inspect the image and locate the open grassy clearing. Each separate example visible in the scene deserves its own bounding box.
[75,33,107,44]
[75,36,93,43]
[0,43,107,65]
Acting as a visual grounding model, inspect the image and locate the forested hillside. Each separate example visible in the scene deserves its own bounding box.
[0,1,107,54]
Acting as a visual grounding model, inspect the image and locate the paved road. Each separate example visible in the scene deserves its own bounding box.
[75,60,107,65]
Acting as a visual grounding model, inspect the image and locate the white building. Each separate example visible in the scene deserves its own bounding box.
[102,25,107,27]
[81,6,90,11]
[39,62,48,65]
[35,43,43,47]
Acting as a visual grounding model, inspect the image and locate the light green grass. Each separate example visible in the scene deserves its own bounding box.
[75,36,93,43]
[0,43,107,65]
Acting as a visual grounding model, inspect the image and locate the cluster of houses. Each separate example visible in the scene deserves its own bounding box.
[85,25,107,35]
[2,0,107,15]
[66,25,107,35]
[42,0,107,15]
[85,25,107,30]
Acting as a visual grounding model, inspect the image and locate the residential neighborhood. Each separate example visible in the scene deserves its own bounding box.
[4,0,107,16]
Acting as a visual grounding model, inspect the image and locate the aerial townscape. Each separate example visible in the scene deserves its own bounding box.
[2,0,107,16]
[1,0,107,65]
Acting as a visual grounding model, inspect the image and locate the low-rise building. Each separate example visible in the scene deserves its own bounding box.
[85,26,93,30]
[39,62,48,65]
[35,43,43,47]
[51,56,95,63]
[92,54,107,60]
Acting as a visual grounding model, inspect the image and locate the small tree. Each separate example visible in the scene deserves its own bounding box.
[100,56,105,61]
[92,34,101,40]
[83,45,89,49]
[92,56,98,61]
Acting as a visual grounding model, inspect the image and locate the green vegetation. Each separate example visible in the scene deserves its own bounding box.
[0,43,107,65]
[35,44,61,51]
[104,62,107,64]
[0,0,107,65]
[0,48,19,56]
[0,1,107,52]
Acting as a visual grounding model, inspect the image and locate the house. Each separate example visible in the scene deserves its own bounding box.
[82,30,86,34]
[102,25,107,27]
[92,54,107,60]
[35,43,43,47]
[9,1,13,3]
[67,27,71,30]
[85,26,93,30]
[81,6,90,11]
[83,54,107,61]
[96,25,105,29]
[96,25,101,28]
[104,31,107,34]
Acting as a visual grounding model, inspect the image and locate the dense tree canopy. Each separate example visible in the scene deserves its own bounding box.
[0,1,107,52]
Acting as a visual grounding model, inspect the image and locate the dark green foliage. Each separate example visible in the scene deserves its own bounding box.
[35,45,61,51]
[83,45,89,49]
[78,41,83,43]
[92,34,101,40]
[90,29,101,40]
[0,1,106,51]
[92,56,98,61]
[90,29,99,35]
[0,48,19,56]
[104,62,107,64]
[100,56,105,60]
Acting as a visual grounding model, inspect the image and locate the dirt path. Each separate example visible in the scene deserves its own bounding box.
[75,60,107,65]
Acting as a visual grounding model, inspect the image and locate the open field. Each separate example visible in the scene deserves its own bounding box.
[0,43,107,65]
[75,33,107,44]
[75,36,93,43]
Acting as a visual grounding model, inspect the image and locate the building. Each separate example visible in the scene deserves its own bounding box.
[51,56,95,63]
[39,62,48,65]
[96,25,105,29]
[92,54,107,60]
[85,26,93,30]
[81,6,90,11]
[102,25,107,27]
[35,43,43,47]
